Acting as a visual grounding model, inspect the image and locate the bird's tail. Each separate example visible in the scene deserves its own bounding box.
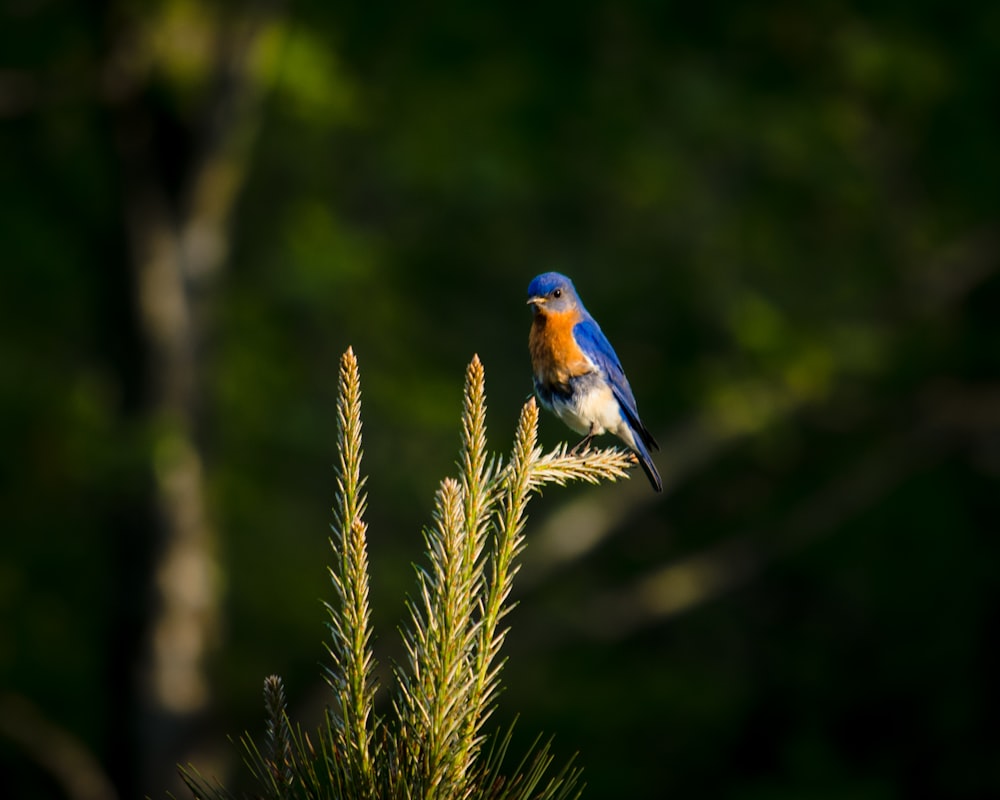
[631,435,662,492]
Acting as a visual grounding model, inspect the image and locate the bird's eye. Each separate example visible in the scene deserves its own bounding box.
[552,288,562,298]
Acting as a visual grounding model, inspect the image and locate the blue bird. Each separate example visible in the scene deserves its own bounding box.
[527,272,662,492]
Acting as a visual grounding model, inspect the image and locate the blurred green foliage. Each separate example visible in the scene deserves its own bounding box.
[1,1,999,799]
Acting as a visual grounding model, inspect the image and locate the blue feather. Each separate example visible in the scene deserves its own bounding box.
[573,316,659,454]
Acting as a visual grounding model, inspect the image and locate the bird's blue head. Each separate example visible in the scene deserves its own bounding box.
[527,272,582,315]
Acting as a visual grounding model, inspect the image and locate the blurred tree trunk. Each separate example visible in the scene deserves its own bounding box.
[102,7,279,796]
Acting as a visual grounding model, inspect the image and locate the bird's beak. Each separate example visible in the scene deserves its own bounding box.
[527,296,545,307]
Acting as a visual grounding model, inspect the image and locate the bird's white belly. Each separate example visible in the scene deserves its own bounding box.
[551,382,630,442]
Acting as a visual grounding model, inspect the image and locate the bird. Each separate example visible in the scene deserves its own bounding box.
[527,271,662,492]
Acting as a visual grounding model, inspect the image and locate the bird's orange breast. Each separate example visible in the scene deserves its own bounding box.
[529,308,593,387]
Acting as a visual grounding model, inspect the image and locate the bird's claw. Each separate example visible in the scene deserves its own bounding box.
[569,434,595,456]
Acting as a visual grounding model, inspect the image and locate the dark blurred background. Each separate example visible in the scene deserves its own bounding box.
[2,1,999,798]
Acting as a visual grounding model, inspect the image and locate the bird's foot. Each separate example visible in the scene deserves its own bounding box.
[569,433,595,455]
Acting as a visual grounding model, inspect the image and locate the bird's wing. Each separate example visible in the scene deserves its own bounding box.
[572,316,640,417]
[573,316,660,452]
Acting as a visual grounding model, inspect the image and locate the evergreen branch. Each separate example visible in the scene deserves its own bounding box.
[446,356,500,781]
[263,675,293,795]
[324,346,376,789]
[398,476,483,797]
[461,398,540,769]
[458,355,495,661]
[528,443,634,488]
